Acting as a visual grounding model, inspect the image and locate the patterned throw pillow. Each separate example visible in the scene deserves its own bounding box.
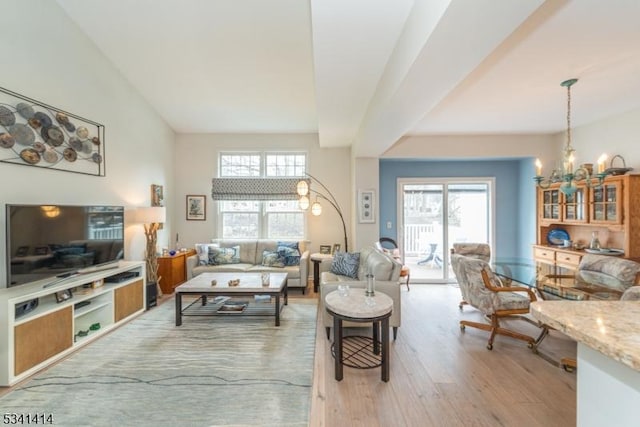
[278,242,300,265]
[208,246,240,265]
[195,243,219,266]
[261,250,285,268]
[277,241,301,266]
[330,251,360,278]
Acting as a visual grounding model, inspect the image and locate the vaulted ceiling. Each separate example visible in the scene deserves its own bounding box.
[56,0,640,157]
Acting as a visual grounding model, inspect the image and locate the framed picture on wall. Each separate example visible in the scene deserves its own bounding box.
[358,189,375,223]
[186,195,206,221]
[151,184,164,207]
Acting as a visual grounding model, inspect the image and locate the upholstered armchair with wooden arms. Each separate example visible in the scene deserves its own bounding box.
[451,243,491,310]
[451,253,548,351]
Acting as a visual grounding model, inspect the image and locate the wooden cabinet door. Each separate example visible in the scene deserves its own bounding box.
[562,185,588,223]
[114,279,144,322]
[589,179,623,225]
[15,307,73,375]
[539,188,561,224]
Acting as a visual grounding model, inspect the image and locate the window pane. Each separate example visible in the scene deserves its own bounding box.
[220,154,260,177]
[265,153,306,177]
[222,213,259,238]
[220,201,260,212]
[267,213,304,239]
[265,200,299,212]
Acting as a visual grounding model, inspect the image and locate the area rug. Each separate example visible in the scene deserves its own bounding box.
[0,297,318,427]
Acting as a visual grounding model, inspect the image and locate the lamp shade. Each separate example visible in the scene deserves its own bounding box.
[296,180,309,196]
[311,201,322,216]
[136,206,166,224]
[298,195,310,210]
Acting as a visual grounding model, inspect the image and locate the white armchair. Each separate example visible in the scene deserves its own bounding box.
[319,246,402,340]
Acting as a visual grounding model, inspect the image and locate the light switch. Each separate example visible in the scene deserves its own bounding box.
[386,221,392,229]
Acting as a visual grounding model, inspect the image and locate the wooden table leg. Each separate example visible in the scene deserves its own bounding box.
[334,316,343,381]
[313,260,321,293]
[275,294,280,326]
[284,283,288,305]
[381,317,389,382]
[175,292,182,326]
[372,321,380,355]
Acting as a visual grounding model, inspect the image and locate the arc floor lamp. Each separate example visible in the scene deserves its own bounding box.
[296,173,348,252]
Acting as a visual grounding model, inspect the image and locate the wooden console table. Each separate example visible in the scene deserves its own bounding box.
[158,249,196,294]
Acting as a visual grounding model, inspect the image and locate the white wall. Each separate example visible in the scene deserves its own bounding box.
[569,107,640,171]
[0,1,175,287]
[173,133,351,254]
[353,157,380,249]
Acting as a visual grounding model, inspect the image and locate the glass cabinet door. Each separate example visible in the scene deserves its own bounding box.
[562,186,587,223]
[540,188,561,222]
[590,180,622,224]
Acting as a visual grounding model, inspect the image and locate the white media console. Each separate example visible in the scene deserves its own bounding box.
[0,261,146,386]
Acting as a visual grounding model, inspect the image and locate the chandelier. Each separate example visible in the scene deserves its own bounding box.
[534,78,608,195]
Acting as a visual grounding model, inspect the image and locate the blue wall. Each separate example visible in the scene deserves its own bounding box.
[379,158,536,259]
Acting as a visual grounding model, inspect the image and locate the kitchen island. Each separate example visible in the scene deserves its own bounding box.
[531,300,640,427]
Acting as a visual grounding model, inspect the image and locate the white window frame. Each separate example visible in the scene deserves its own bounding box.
[217,152,307,239]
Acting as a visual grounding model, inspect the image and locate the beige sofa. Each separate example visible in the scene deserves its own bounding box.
[320,246,402,339]
[186,239,309,293]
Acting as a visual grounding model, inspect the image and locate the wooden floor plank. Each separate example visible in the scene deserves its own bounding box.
[309,284,576,427]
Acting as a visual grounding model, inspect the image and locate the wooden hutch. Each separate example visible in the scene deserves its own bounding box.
[534,174,640,272]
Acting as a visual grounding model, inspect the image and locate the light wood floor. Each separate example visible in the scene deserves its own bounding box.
[307,284,577,427]
[2,283,577,426]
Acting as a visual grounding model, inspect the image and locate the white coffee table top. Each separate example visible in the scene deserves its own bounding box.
[175,272,288,293]
[325,288,392,319]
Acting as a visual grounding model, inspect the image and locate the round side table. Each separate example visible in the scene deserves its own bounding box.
[324,288,393,382]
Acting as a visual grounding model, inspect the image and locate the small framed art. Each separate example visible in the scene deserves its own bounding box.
[55,288,73,303]
[358,189,375,223]
[151,184,164,207]
[319,245,332,255]
[332,244,341,254]
[186,195,206,221]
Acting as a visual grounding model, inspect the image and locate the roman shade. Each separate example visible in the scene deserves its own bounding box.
[211,178,308,201]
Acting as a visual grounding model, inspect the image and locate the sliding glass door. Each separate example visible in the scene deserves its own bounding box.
[397,178,493,283]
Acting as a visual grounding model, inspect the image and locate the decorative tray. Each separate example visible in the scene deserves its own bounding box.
[604,167,633,176]
[584,248,624,256]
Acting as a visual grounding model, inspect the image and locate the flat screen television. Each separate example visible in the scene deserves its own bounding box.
[6,204,124,288]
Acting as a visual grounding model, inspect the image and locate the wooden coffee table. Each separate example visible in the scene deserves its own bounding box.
[175,272,288,326]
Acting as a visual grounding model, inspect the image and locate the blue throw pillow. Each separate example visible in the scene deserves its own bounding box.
[208,246,240,265]
[261,250,285,268]
[277,241,301,266]
[330,251,360,278]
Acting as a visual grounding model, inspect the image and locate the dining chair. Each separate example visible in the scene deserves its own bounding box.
[450,243,491,310]
[451,253,548,351]
[621,286,640,300]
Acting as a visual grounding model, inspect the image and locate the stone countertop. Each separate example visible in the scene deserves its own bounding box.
[530,300,640,371]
